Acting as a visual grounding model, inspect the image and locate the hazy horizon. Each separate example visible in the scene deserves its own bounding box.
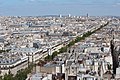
[0,0,120,16]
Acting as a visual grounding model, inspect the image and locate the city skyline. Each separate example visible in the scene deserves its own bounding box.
[0,0,120,16]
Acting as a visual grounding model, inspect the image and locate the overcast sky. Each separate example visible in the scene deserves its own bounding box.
[0,0,120,16]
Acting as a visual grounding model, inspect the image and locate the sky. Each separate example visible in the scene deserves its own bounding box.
[0,0,120,16]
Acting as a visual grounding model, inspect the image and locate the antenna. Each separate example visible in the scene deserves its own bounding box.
[111,29,114,40]
[28,52,30,68]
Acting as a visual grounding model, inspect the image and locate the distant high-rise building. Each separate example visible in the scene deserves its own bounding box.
[68,14,71,17]
[59,14,62,18]
[87,13,89,18]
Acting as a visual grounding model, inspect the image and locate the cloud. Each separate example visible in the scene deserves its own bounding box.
[112,2,120,7]
[116,2,120,5]
[30,0,35,1]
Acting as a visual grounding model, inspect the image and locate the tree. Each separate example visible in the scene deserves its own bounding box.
[14,68,30,80]
[59,46,67,53]
[3,73,14,80]
[67,40,75,47]
[52,51,58,59]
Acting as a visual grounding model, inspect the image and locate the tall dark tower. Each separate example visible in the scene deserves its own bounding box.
[87,13,89,18]
[110,38,115,74]
[110,29,119,75]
